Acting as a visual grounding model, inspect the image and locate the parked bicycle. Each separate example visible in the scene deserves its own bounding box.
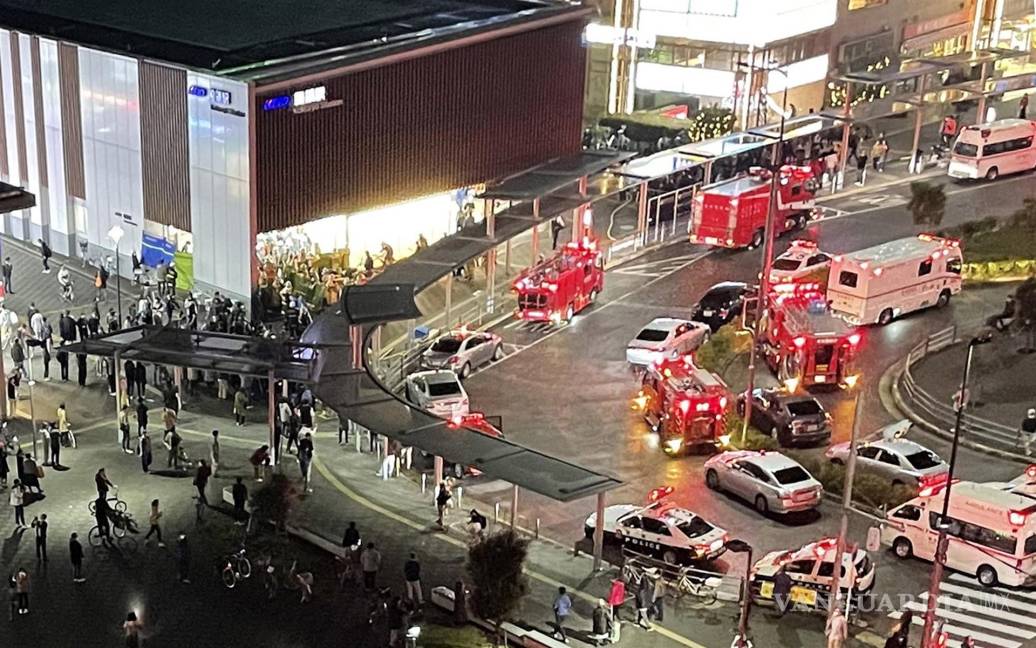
[220,547,253,589]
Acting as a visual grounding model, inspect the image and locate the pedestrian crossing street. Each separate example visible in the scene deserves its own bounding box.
[890,573,1036,648]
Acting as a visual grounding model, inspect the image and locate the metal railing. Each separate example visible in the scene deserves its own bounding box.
[899,325,1021,451]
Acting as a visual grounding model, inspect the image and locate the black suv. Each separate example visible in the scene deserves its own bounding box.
[737,389,832,447]
[691,282,755,332]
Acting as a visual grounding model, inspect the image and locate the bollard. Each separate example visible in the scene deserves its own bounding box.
[535,518,540,539]
[494,502,500,524]
[421,473,427,494]
[456,487,463,510]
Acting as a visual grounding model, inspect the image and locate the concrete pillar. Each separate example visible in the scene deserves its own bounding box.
[574,176,589,241]
[434,455,444,489]
[444,273,453,329]
[485,199,496,314]
[510,484,519,529]
[910,75,928,173]
[977,61,989,123]
[268,369,277,465]
[636,181,648,246]
[113,351,122,426]
[593,491,606,572]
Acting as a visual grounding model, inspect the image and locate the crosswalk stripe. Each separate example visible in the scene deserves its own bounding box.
[917,593,1036,630]
[902,598,1036,639]
[891,613,1022,648]
[948,573,1036,601]
[939,583,1036,615]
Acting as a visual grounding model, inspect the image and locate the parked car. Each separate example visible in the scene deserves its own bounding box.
[737,388,832,447]
[626,317,711,367]
[404,369,469,419]
[826,420,948,490]
[691,282,755,332]
[583,499,728,565]
[704,450,823,515]
[421,329,503,378]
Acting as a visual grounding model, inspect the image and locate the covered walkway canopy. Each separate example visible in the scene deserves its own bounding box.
[0,182,35,214]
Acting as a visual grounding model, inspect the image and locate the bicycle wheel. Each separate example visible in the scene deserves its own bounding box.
[88,526,101,547]
[221,565,237,589]
[88,500,97,515]
[113,499,128,513]
[113,521,127,539]
[238,557,252,580]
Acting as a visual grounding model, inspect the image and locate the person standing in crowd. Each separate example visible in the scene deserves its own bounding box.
[854,141,869,186]
[360,542,382,591]
[826,606,849,648]
[57,346,69,382]
[10,337,24,377]
[210,430,220,476]
[118,405,132,454]
[176,534,190,584]
[41,323,52,381]
[193,460,211,507]
[47,425,61,469]
[342,521,361,549]
[552,586,572,642]
[167,427,182,470]
[551,215,565,250]
[38,239,52,273]
[870,136,888,173]
[297,431,314,493]
[1020,93,1029,119]
[233,387,248,426]
[1,256,13,294]
[635,570,653,629]
[404,552,423,606]
[10,480,25,527]
[250,445,270,482]
[232,477,248,525]
[76,352,87,387]
[162,407,177,446]
[134,361,147,398]
[435,480,452,528]
[69,533,85,582]
[14,567,29,615]
[136,398,148,435]
[139,430,152,474]
[1021,408,1036,456]
[144,499,164,547]
[30,514,47,562]
[124,611,142,648]
[56,402,69,446]
[124,360,136,399]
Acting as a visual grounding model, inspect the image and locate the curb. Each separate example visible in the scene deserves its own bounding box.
[887,362,1031,465]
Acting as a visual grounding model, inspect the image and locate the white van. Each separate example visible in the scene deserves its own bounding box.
[826,235,962,326]
[948,118,1036,181]
[882,480,1036,587]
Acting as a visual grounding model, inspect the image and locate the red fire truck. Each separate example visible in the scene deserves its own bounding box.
[633,356,732,456]
[758,283,861,390]
[513,238,604,324]
[689,165,819,249]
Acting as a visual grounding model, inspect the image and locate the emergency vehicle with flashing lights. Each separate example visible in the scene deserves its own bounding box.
[827,234,963,326]
[948,118,1036,181]
[751,538,876,611]
[758,282,861,390]
[438,412,504,478]
[633,356,732,456]
[583,490,729,565]
[513,238,603,324]
[768,240,832,284]
[882,479,1036,587]
[689,165,819,250]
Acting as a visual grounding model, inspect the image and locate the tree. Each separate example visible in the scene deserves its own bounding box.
[907,181,947,226]
[467,529,530,645]
[249,472,300,533]
[1017,277,1036,353]
[689,106,736,143]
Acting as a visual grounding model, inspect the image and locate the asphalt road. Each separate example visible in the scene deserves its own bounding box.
[457,168,1036,646]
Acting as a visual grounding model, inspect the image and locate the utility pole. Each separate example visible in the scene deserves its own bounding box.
[827,380,863,625]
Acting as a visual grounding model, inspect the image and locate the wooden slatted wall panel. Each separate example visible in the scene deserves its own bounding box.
[139,61,190,231]
[58,42,85,200]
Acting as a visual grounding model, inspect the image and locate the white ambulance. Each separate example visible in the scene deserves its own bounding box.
[882,480,1036,587]
[826,235,963,326]
[948,118,1036,181]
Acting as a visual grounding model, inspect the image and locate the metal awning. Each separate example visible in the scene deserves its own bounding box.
[477,150,634,200]
[302,306,622,502]
[0,182,34,214]
[62,325,332,381]
[749,114,847,141]
[679,133,775,158]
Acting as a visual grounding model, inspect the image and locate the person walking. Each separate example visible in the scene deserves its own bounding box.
[144,499,165,547]
[250,445,270,482]
[176,534,190,583]
[47,425,61,469]
[193,460,211,508]
[551,215,565,250]
[342,521,361,548]
[134,361,147,398]
[297,431,314,492]
[119,405,132,453]
[1,256,13,294]
[232,477,248,525]
[854,143,868,186]
[124,360,137,399]
[69,533,85,582]
[826,606,849,648]
[76,352,87,386]
[1021,408,1036,456]
[1020,93,1029,119]
[56,401,69,443]
[650,570,666,622]
[635,572,652,629]
[139,431,152,474]
[14,568,29,615]
[10,479,25,527]
[57,347,69,382]
[10,338,24,377]
[404,552,423,605]
[210,430,220,476]
[552,586,572,642]
[30,514,47,562]
[136,398,148,435]
[167,427,182,470]
[360,542,381,591]
[41,332,51,381]
[870,137,888,172]
[233,387,247,426]
[162,407,177,446]
[435,480,452,528]
[38,239,52,273]
[124,611,142,648]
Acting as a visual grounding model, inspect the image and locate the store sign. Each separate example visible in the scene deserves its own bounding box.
[903,9,969,40]
[263,85,343,114]
[583,23,656,49]
[188,85,233,106]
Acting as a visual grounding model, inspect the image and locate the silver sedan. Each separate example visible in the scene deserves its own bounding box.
[704,450,823,515]
[825,425,948,490]
[421,331,503,378]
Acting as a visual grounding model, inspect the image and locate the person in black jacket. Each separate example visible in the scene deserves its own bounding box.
[136,399,148,434]
[58,311,76,343]
[69,533,85,582]
[56,349,68,382]
[123,360,136,398]
[38,239,52,273]
[75,353,87,387]
[135,363,147,398]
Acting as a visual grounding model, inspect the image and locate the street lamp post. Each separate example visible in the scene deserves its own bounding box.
[108,225,124,325]
[920,332,992,647]
[741,65,789,443]
[26,360,38,459]
[827,375,862,626]
[726,539,754,648]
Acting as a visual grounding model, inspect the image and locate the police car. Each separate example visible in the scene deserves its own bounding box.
[751,538,875,610]
[768,240,832,284]
[583,498,728,565]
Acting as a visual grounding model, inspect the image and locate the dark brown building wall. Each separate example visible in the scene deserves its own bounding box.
[254,17,587,233]
[139,61,191,232]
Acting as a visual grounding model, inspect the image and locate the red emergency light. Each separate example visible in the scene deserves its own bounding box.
[1009,510,1028,526]
[648,485,675,502]
[1026,464,1036,479]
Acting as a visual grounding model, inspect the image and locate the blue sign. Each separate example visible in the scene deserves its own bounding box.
[188,85,208,98]
[263,95,291,111]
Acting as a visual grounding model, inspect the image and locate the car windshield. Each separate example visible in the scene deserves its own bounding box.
[905,450,941,470]
[427,381,461,397]
[953,142,978,157]
[674,516,714,538]
[774,466,811,485]
[786,400,822,416]
[431,338,463,353]
[636,328,670,342]
[698,291,736,309]
[772,258,802,271]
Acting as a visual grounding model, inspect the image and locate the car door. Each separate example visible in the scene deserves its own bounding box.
[855,446,881,475]
[725,461,753,497]
[751,396,775,432]
[672,323,692,355]
[745,462,777,503]
[639,518,675,558]
[469,335,490,366]
[875,449,906,483]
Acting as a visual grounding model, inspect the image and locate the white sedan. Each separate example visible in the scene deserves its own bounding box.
[584,500,728,564]
[768,240,832,284]
[404,369,470,419]
[626,317,711,367]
